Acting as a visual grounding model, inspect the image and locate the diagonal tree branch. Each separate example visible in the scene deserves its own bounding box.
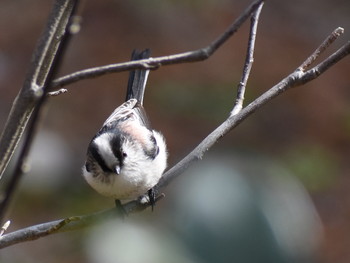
[0,195,164,249]
[158,38,350,190]
[49,0,264,90]
[0,25,348,249]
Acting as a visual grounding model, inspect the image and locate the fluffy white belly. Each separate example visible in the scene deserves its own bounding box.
[84,167,161,200]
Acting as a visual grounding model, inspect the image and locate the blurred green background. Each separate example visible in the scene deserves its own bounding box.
[0,0,349,262]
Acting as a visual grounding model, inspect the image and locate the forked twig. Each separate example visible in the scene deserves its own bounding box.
[157,29,350,189]
[298,27,345,71]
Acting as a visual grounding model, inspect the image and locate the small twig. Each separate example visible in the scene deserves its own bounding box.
[231,2,264,116]
[298,27,344,71]
[48,88,68,97]
[0,221,10,237]
[49,0,264,90]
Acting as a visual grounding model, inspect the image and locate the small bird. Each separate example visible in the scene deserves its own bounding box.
[82,49,167,211]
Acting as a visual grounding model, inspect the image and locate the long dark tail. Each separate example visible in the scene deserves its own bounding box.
[125,49,151,105]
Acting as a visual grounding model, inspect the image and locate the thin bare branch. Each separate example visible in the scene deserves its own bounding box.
[0,210,117,249]
[50,0,264,90]
[0,194,164,249]
[231,2,264,116]
[304,40,350,76]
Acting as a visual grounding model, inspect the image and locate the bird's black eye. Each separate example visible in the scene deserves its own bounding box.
[85,162,92,172]
[112,147,125,162]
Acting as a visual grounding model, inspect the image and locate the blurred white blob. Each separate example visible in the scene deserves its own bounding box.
[20,129,74,192]
[85,219,198,263]
[257,165,323,260]
[83,153,322,263]
[166,154,323,263]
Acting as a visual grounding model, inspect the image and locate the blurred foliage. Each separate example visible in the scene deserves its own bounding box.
[283,143,339,192]
[154,81,237,122]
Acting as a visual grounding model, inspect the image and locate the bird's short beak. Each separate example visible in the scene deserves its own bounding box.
[115,165,121,175]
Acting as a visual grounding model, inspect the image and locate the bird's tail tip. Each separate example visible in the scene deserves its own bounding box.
[125,49,151,104]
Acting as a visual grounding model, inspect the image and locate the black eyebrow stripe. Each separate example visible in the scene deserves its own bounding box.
[89,142,113,173]
[109,134,129,172]
[110,135,124,165]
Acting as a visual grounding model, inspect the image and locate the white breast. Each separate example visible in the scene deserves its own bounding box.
[83,130,167,200]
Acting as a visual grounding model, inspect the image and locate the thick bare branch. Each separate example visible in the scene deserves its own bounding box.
[0,0,79,223]
[0,0,78,179]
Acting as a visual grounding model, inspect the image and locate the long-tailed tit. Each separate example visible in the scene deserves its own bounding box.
[83,49,167,210]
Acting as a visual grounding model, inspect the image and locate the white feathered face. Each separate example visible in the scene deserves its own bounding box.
[84,128,160,177]
[85,132,126,177]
